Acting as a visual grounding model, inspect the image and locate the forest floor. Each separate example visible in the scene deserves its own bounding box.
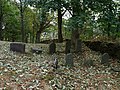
[0,41,120,90]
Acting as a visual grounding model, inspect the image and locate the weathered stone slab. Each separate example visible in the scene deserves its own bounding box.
[65,53,74,67]
[83,59,93,67]
[75,39,82,52]
[49,41,56,54]
[65,40,71,54]
[101,53,110,64]
[31,48,42,54]
[111,67,120,72]
[10,43,25,53]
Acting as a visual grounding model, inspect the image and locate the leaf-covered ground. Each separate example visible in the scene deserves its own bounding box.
[0,41,120,90]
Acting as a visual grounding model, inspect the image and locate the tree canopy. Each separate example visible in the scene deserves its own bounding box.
[0,0,120,42]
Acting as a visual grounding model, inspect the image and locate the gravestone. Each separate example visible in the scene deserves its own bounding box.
[101,53,110,64]
[75,39,82,52]
[51,54,59,69]
[84,59,93,67]
[65,40,71,54]
[49,41,56,54]
[31,48,42,54]
[65,53,74,67]
[53,58,58,69]
[10,43,25,53]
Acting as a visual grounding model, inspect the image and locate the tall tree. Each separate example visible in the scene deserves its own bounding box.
[14,0,28,42]
[29,0,54,43]
[49,0,68,42]
[67,0,88,48]
[57,0,63,42]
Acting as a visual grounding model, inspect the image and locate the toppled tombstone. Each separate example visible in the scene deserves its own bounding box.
[75,39,82,53]
[83,59,94,67]
[65,40,71,54]
[31,48,42,54]
[101,53,110,65]
[65,53,74,67]
[49,40,56,54]
[111,67,120,72]
[10,43,25,53]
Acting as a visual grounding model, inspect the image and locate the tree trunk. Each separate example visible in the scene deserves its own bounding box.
[25,35,28,43]
[70,1,81,49]
[58,6,63,43]
[32,25,35,43]
[0,19,2,40]
[35,23,44,43]
[20,0,25,42]
[12,36,15,42]
[35,27,43,43]
[0,2,3,41]
[35,31,41,43]
[71,29,80,49]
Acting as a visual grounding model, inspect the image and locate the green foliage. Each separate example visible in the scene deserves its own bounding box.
[0,0,120,42]
[96,0,119,37]
[0,0,21,41]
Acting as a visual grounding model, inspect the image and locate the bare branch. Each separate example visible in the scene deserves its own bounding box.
[43,18,53,29]
[67,9,73,16]
[62,9,67,16]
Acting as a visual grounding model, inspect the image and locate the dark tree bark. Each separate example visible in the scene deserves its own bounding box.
[71,29,80,49]
[35,31,41,43]
[20,0,25,42]
[0,2,3,40]
[57,0,65,43]
[0,18,3,40]
[58,8,63,43]
[70,1,81,50]
[35,15,52,43]
[35,22,44,43]
[12,36,15,42]
[25,34,28,43]
[32,23,35,43]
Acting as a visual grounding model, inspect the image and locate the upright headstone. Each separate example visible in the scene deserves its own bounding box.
[65,53,74,67]
[101,53,110,64]
[65,40,71,54]
[51,54,59,69]
[49,40,56,54]
[75,39,82,52]
[53,58,58,69]
[10,43,25,53]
